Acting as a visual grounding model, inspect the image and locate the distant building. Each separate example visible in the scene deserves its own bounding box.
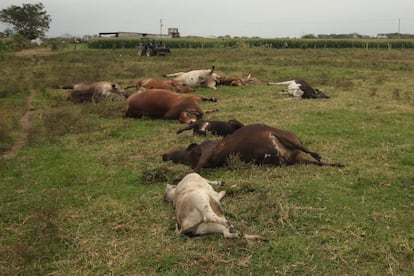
[168,28,180,38]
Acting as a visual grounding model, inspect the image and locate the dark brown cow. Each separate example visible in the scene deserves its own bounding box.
[176,119,244,136]
[125,78,193,93]
[125,89,218,123]
[162,140,219,167]
[163,123,344,172]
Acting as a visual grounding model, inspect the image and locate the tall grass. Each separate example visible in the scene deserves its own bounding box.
[0,47,413,274]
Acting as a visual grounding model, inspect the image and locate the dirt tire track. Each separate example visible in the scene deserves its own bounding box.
[1,89,37,160]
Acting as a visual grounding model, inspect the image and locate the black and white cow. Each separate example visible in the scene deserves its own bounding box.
[268,80,330,99]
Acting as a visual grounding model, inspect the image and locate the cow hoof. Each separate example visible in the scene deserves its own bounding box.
[310,152,322,161]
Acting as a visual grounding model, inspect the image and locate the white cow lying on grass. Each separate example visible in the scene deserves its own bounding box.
[61,81,128,103]
[165,66,220,89]
[164,173,266,240]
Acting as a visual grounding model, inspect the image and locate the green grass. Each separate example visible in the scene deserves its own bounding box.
[0,47,413,275]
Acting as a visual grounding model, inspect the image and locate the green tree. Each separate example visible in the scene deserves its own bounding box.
[0,3,51,39]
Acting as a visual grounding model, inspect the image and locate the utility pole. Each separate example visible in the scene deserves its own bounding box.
[160,19,163,38]
[398,18,401,34]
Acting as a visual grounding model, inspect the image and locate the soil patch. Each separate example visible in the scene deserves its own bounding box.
[1,90,36,160]
[15,47,51,56]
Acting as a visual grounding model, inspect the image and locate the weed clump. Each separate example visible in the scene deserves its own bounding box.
[140,165,176,184]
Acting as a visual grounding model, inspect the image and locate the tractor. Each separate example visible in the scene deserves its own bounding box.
[137,39,171,56]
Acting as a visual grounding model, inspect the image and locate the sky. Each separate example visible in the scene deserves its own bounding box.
[1,0,413,38]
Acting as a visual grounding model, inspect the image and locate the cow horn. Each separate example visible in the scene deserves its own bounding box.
[209,65,215,74]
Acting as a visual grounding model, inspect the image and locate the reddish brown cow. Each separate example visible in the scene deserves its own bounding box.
[217,75,264,86]
[125,89,218,123]
[217,77,248,86]
[126,78,193,93]
[163,123,344,171]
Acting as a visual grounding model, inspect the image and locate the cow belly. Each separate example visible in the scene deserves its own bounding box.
[212,134,289,166]
[175,74,200,87]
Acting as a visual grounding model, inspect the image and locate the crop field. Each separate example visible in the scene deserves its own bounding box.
[0,46,413,274]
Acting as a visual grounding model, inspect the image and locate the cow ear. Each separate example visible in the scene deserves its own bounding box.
[186,143,198,151]
[111,83,117,89]
[193,111,202,118]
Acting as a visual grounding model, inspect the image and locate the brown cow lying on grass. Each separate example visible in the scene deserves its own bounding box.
[61,81,128,103]
[176,119,244,136]
[125,78,193,93]
[165,173,266,240]
[125,89,218,123]
[217,74,264,86]
[163,123,344,171]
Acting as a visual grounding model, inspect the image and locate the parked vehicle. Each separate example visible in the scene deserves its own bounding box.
[137,40,171,56]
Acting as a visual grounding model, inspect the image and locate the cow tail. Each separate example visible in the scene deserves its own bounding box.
[267,80,295,86]
[165,73,179,78]
[124,84,137,90]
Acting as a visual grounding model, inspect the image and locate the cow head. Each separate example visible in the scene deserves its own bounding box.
[110,83,129,98]
[163,143,200,165]
[228,119,245,129]
[179,109,203,124]
[164,184,176,203]
[163,141,218,169]
[314,89,330,99]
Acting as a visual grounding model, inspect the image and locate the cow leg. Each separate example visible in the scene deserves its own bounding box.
[216,190,226,201]
[207,180,224,187]
[295,154,344,167]
[176,124,195,134]
[203,109,219,114]
[124,108,143,118]
[297,146,344,167]
[193,149,214,173]
[200,96,217,102]
[272,133,323,161]
[195,223,239,238]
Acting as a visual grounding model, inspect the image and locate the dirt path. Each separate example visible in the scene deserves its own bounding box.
[15,47,51,56]
[1,89,37,160]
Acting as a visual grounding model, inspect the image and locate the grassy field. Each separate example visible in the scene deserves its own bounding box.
[0,46,413,275]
